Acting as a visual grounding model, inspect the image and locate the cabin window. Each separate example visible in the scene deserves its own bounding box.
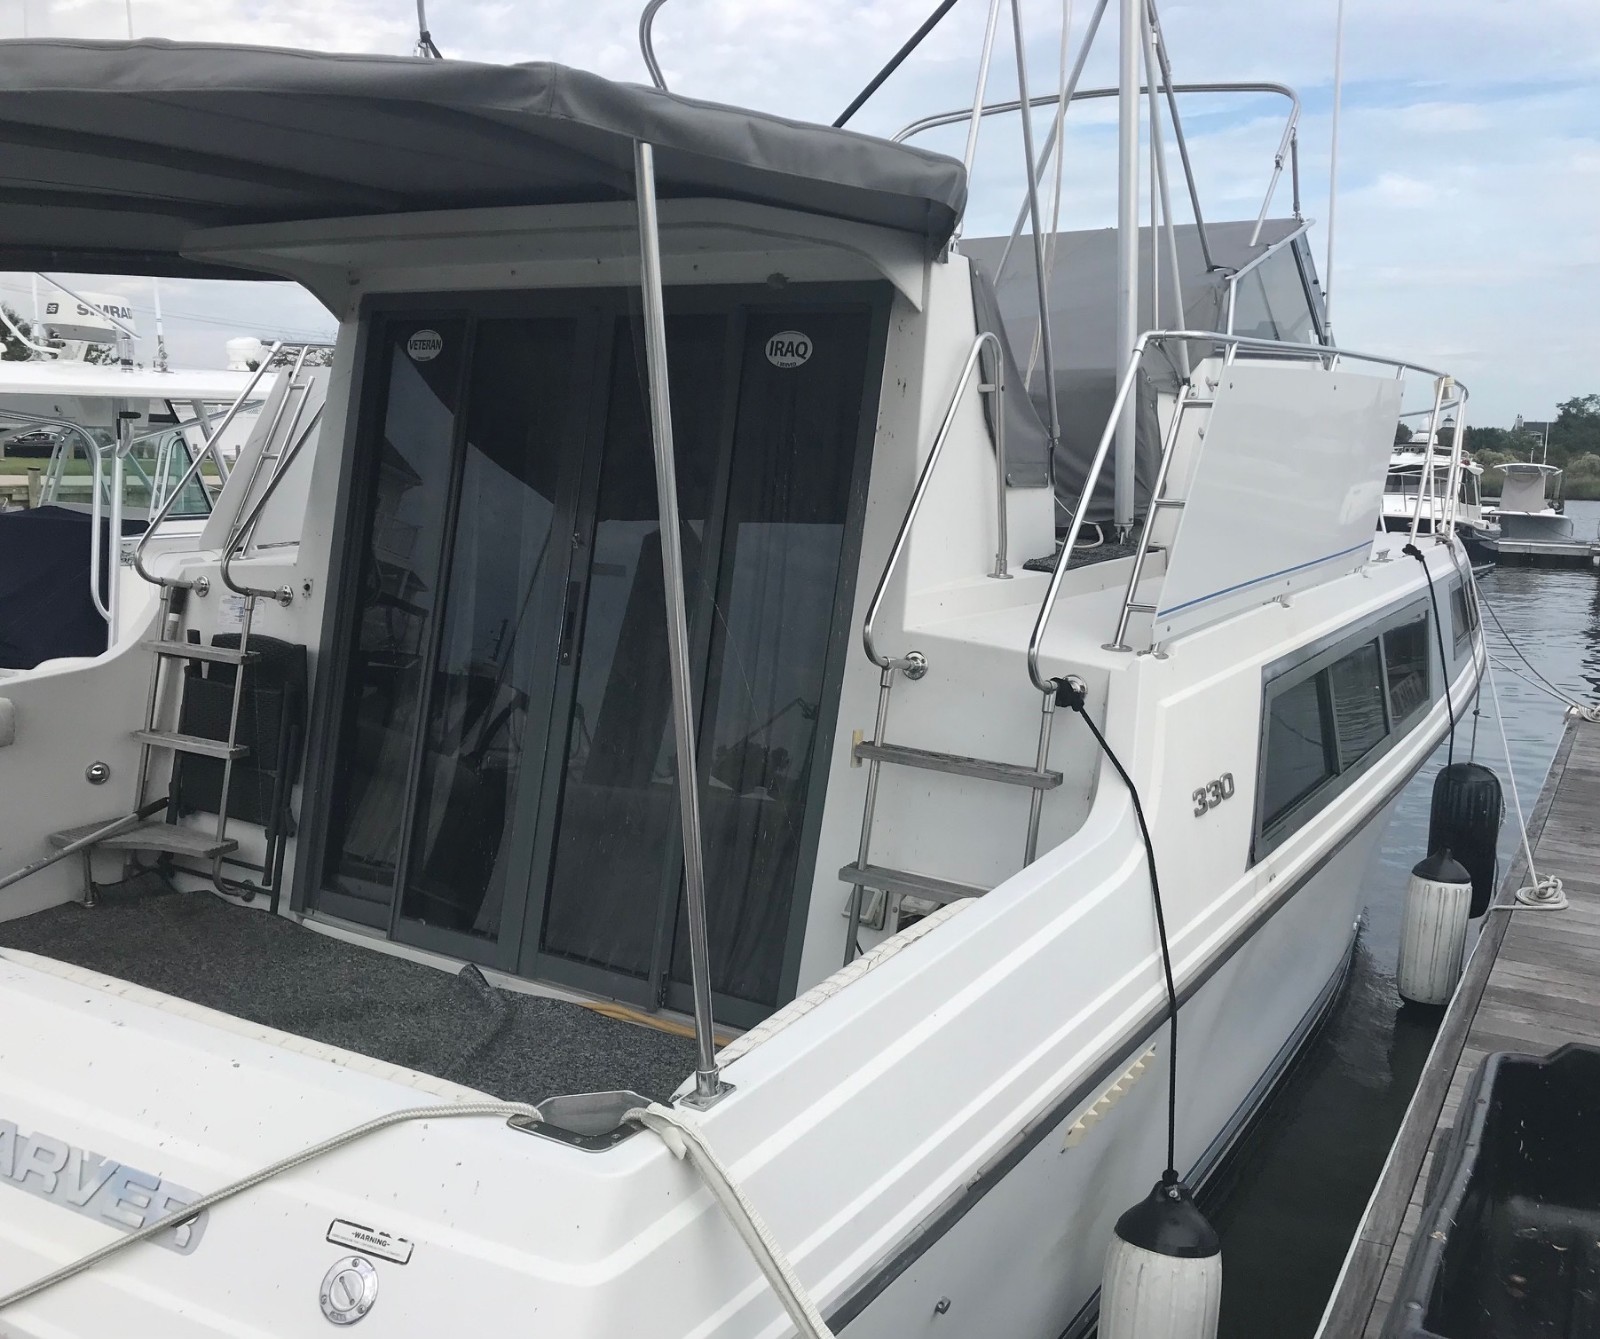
[1382,614,1431,723]
[1328,640,1387,768]
[1450,579,1479,651]
[1262,676,1334,830]
[1256,599,1434,854]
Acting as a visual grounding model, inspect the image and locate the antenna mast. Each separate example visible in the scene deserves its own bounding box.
[1324,0,1346,335]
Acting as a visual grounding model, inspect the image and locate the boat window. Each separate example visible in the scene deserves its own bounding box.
[1232,246,1318,344]
[1328,640,1388,768]
[1256,598,1434,855]
[1450,579,1479,651]
[1383,614,1431,723]
[1262,676,1334,830]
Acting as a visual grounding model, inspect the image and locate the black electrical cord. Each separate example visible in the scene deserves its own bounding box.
[1054,676,1181,1183]
[1402,542,1456,765]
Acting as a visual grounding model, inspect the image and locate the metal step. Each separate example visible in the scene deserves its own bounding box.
[133,729,248,760]
[1181,397,1215,409]
[1152,497,1186,509]
[1125,602,1157,614]
[854,741,1062,789]
[142,640,258,665]
[838,863,988,906]
[50,819,236,858]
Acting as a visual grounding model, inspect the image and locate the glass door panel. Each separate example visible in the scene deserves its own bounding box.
[322,318,468,916]
[536,314,731,980]
[668,309,872,1008]
[400,318,580,944]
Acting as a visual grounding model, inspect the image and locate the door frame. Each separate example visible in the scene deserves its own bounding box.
[296,280,893,1022]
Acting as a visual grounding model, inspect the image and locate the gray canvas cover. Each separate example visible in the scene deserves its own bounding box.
[962,219,1307,524]
[0,39,966,277]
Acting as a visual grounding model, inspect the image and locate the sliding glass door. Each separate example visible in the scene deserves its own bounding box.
[314,287,883,1018]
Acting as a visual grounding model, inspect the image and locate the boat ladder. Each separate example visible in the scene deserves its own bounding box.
[48,346,327,905]
[838,658,1063,961]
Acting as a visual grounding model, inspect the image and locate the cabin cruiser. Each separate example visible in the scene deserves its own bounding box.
[1488,462,1573,540]
[1379,429,1494,563]
[0,358,283,668]
[0,19,1483,1339]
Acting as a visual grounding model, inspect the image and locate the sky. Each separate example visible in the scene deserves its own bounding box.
[1,0,1595,425]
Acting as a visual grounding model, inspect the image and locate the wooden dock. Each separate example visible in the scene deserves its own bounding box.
[1317,715,1599,1336]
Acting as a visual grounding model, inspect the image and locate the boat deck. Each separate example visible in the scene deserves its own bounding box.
[1317,715,1600,1336]
[0,886,699,1104]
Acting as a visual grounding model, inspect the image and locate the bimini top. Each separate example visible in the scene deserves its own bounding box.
[0,39,968,278]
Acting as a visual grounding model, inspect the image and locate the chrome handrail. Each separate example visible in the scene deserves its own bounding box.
[638,0,670,90]
[896,81,1302,250]
[130,348,279,590]
[219,403,323,603]
[1026,329,1470,689]
[862,331,1009,671]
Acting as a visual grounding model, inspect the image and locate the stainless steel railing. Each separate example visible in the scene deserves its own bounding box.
[1026,329,1471,689]
[862,331,1011,672]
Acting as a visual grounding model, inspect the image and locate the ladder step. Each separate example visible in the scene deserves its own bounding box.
[50,819,236,859]
[1125,602,1157,613]
[1182,398,1215,408]
[839,863,989,906]
[142,640,258,665]
[854,741,1062,789]
[1152,498,1186,509]
[133,730,248,761]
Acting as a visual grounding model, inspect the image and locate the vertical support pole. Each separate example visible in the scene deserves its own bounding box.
[1148,1,1215,272]
[1113,0,1140,532]
[108,406,127,647]
[1009,0,1063,491]
[1442,404,1468,537]
[1410,377,1448,547]
[1024,690,1056,862]
[846,666,896,966]
[962,0,1006,179]
[983,334,1011,580]
[634,140,727,1108]
[1325,0,1346,336]
[1140,0,1188,380]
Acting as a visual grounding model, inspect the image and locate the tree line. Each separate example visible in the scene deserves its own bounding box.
[1463,394,1600,500]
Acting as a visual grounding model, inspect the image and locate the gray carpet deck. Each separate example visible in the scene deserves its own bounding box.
[0,888,698,1104]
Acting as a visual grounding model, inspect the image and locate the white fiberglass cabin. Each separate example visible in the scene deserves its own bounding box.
[0,33,1483,1339]
[0,359,276,668]
[1380,426,1493,562]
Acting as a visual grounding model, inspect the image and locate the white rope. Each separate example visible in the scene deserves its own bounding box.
[0,1101,543,1312]
[1479,639,1567,913]
[628,1103,834,1339]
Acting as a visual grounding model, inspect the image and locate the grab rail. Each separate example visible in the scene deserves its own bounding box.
[219,403,323,604]
[1026,329,1470,689]
[896,81,1302,252]
[862,331,1009,671]
[130,348,278,591]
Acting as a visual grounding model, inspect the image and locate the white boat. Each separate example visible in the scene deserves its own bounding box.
[0,359,281,668]
[1379,432,1495,562]
[0,18,1483,1338]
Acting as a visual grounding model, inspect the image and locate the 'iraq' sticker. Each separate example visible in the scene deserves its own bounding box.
[406,329,444,362]
[764,330,812,369]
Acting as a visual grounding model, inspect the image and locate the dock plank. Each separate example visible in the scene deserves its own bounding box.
[1317,716,1590,1337]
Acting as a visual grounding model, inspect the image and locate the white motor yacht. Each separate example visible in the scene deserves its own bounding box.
[1379,431,1494,563]
[0,15,1483,1338]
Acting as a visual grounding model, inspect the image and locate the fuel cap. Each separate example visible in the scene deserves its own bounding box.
[320,1255,378,1325]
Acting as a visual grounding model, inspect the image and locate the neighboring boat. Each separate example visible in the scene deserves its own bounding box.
[1482,463,1600,567]
[0,18,1483,1339]
[1379,432,1496,563]
[0,359,282,669]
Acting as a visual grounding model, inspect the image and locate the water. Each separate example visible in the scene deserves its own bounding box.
[1212,502,1600,1338]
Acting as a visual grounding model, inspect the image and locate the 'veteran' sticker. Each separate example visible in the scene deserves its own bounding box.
[406,330,444,362]
[764,331,812,368]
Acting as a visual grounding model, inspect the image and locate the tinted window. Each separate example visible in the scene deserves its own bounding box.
[1383,615,1431,721]
[1232,246,1318,344]
[1263,676,1334,830]
[1328,640,1387,768]
[1450,581,1478,649]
